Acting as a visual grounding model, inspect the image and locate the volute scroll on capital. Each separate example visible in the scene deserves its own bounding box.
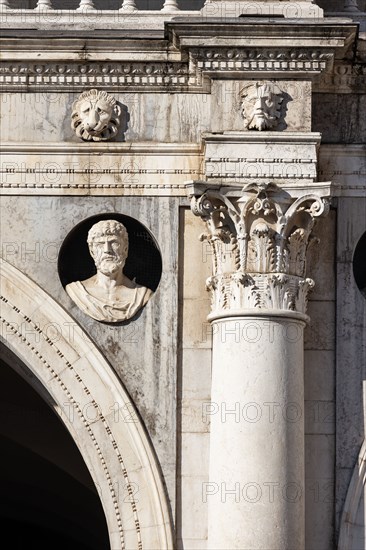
[188,182,331,319]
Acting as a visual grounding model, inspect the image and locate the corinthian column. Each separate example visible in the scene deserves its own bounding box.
[188,181,330,550]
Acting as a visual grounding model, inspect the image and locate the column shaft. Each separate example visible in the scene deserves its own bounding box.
[188,182,331,549]
[208,316,305,550]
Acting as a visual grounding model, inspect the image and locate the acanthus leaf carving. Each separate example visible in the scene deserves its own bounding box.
[189,182,330,318]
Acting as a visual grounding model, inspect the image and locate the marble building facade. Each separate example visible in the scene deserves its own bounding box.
[0,1,365,549]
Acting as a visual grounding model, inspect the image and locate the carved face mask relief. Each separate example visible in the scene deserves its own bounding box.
[71,89,122,141]
[241,82,283,131]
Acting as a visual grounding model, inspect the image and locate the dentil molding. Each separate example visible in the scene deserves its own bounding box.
[0,21,357,92]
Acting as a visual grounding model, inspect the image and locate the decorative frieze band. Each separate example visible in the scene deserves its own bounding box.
[188,182,331,319]
[203,133,320,187]
[190,48,334,76]
[0,142,202,195]
[0,48,339,92]
[0,61,197,92]
[314,63,366,94]
[2,142,364,197]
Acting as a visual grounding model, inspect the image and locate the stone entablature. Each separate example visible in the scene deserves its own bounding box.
[2,142,365,197]
[188,181,332,319]
[0,21,357,92]
[0,142,202,195]
[203,132,320,186]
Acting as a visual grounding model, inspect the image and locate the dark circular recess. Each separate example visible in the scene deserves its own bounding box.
[58,213,162,292]
[353,231,366,299]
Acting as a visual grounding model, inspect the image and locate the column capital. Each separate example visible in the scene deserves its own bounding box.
[188,181,332,320]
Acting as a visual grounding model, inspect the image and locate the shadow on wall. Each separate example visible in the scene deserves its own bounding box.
[317,0,366,11]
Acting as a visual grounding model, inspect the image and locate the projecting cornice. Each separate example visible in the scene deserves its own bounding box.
[0,19,358,92]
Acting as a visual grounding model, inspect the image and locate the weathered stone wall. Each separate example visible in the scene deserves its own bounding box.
[1,13,365,550]
[0,194,180,516]
[313,94,366,144]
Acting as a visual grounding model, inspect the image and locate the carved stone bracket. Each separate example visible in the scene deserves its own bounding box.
[189,182,331,319]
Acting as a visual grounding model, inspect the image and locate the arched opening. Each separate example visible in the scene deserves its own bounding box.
[0,346,110,550]
[0,258,173,550]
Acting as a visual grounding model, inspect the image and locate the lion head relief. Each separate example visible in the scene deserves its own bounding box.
[71,89,122,141]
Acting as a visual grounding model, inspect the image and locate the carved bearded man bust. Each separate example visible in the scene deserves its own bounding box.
[241,82,283,131]
[71,89,122,141]
[66,220,152,322]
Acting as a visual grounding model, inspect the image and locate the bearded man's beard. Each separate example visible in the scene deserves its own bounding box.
[96,256,125,276]
[247,111,276,131]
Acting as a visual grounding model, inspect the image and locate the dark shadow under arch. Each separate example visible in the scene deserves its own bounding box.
[0,350,110,550]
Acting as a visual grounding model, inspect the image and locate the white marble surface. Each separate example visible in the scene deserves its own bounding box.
[203,132,320,186]
[210,80,312,133]
[177,209,211,550]
[0,8,365,549]
[0,141,202,195]
[201,0,324,18]
[0,80,325,145]
[0,258,174,550]
[0,195,179,519]
[208,316,305,550]
[0,92,213,144]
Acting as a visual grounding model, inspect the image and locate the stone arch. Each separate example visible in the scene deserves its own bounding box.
[338,439,366,550]
[0,258,173,550]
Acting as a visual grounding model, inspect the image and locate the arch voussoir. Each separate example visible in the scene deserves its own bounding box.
[0,258,173,550]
